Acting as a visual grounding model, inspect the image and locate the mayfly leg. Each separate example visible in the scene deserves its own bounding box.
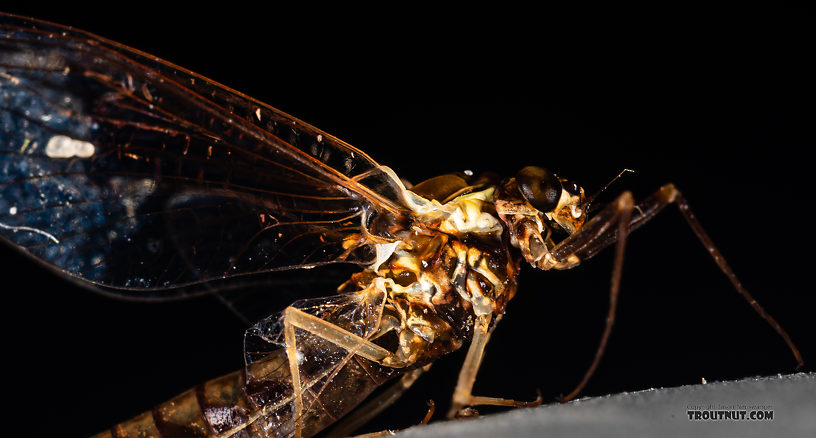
[279,279,416,438]
[550,190,635,402]
[282,306,391,438]
[445,192,635,418]
[326,365,430,438]
[446,183,803,416]
[549,184,803,402]
[446,314,543,418]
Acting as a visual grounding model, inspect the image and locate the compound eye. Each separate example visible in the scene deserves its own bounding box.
[516,166,562,212]
[563,179,582,196]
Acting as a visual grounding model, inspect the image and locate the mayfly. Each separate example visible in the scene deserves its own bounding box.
[0,12,803,438]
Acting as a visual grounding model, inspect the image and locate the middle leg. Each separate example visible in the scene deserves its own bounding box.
[446,313,543,419]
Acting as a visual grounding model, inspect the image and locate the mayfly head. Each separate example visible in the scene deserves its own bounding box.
[515,166,587,234]
[494,166,588,270]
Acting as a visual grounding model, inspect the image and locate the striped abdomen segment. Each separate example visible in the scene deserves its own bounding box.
[91,349,396,438]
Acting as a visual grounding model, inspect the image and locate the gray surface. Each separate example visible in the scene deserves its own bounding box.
[395,373,815,438]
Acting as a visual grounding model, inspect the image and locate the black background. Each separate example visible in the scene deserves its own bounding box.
[2,6,814,437]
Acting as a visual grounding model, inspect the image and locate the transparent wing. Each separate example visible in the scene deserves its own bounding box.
[0,13,411,297]
[244,292,386,366]
[243,292,396,436]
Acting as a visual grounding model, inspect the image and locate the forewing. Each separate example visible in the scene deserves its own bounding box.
[0,13,410,296]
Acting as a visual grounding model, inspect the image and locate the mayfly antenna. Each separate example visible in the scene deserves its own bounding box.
[584,168,635,214]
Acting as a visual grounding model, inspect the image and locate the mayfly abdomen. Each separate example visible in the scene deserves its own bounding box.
[89,370,247,438]
[91,346,396,438]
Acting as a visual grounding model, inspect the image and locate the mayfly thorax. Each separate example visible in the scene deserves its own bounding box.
[0,12,804,438]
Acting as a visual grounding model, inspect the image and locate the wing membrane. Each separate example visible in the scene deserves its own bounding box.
[243,292,397,436]
[0,13,411,296]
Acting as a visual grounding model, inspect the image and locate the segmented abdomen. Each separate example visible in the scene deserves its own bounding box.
[91,348,396,438]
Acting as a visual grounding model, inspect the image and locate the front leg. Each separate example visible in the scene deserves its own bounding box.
[550,184,802,401]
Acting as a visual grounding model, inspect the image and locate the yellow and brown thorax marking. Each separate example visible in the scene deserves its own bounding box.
[341,186,521,368]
